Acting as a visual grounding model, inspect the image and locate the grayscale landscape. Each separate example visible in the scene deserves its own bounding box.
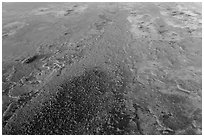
[2,2,202,135]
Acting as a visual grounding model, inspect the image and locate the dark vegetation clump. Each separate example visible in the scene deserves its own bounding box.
[10,68,131,135]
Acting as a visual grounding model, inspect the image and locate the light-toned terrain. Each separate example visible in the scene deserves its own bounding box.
[2,2,202,135]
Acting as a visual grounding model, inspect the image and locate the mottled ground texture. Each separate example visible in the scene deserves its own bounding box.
[2,2,202,135]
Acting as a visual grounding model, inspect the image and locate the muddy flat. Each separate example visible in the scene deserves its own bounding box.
[2,2,202,135]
